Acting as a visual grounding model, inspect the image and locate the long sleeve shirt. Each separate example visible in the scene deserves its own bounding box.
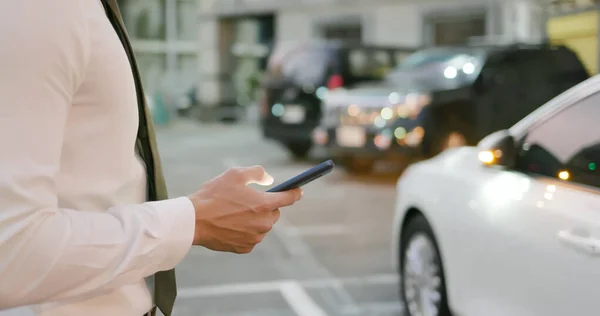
[0,0,196,315]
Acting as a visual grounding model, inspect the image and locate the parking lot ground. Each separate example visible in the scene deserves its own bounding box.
[156,120,404,316]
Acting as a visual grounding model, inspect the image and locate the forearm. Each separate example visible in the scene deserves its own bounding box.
[0,197,194,309]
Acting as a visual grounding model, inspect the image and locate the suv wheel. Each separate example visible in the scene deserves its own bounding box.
[400,216,451,316]
[286,141,312,159]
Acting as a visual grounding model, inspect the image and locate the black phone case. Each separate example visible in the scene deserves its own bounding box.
[266,160,335,192]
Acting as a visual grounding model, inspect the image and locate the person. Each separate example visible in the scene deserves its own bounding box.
[0,1,302,316]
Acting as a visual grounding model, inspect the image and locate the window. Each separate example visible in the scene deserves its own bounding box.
[120,0,167,40]
[431,16,486,46]
[177,0,198,41]
[321,24,362,43]
[395,51,413,65]
[515,93,600,189]
[347,49,396,78]
[135,53,167,95]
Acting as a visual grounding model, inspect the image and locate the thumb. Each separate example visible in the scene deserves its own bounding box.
[240,165,275,186]
[264,188,303,209]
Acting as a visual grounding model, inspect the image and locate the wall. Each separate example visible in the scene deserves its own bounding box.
[275,0,546,48]
[120,0,199,110]
[275,2,422,47]
[195,0,548,117]
[499,0,547,43]
[547,9,599,74]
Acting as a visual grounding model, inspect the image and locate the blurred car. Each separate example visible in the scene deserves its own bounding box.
[258,40,415,158]
[392,74,600,316]
[315,44,589,173]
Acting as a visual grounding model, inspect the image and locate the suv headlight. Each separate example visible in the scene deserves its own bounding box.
[391,92,431,119]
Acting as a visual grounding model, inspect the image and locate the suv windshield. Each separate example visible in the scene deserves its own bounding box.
[399,49,466,69]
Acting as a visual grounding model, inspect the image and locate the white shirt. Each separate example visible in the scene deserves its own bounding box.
[0,0,195,315]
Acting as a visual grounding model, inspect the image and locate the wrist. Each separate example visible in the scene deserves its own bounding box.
[188,193,209,246]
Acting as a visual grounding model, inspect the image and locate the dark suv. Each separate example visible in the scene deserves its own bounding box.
[258,41,416,158]
[315,43,590,172]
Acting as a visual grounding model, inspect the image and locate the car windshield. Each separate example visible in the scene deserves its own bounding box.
[383,48,485,90]
[267,43,335,86]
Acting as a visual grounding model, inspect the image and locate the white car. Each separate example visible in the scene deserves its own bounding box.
[392,74,600,316]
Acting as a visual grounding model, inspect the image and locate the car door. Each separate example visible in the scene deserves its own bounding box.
[465,91,600,316]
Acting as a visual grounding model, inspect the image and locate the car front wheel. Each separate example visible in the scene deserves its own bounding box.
[400,215,451,316]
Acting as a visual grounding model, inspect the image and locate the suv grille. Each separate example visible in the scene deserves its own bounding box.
[324,105,386,126]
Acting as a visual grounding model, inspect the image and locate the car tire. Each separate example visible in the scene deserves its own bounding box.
[427,131,467,158]
[340,157,375,174]
[286,142,312,159]
[400,215,451,316]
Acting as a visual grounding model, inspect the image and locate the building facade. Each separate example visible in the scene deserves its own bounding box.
[117,0,549,117]
[117,0,199,109]
[546,0,600,74]
[197,0,548,115]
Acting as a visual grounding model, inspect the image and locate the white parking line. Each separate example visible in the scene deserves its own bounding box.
[211,157,388,314]
[341,301,403,315]
[283,224,347,237]
[269,218,360,312]
[178,280,282,298]
[280,281,329,316]
[177,274,398,299]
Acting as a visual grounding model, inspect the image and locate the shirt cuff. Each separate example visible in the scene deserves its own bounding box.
[148,196,195,271]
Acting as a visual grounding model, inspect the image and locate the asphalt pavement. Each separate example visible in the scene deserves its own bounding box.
[155,120,404,316]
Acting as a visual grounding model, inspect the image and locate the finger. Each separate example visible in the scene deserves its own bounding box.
[238,165,274,186]
[263,188,302,210]
[264,209,281,232]
[235,246,254,254]
[251,209,279,234]
[271,208,281,224]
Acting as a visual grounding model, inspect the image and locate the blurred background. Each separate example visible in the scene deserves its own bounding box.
[119,0,597,124]
[121,0,600,315]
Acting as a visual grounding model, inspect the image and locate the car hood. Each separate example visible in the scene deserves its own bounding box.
[324,84,400,108]
[334,78,427,98]
[399,146,480,188]
[326,59,480,107]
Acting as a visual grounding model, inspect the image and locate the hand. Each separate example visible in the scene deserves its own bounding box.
[189,165,302,254]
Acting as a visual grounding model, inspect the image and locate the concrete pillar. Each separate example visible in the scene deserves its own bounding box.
[198,18,222,106]
[499,0,546,43]
[164,0,178,122]
[196,1,237,121]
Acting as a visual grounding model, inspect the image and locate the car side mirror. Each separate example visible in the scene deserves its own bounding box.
[476,130,518,169]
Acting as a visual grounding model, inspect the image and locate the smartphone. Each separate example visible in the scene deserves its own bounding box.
[266,160,335,192]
